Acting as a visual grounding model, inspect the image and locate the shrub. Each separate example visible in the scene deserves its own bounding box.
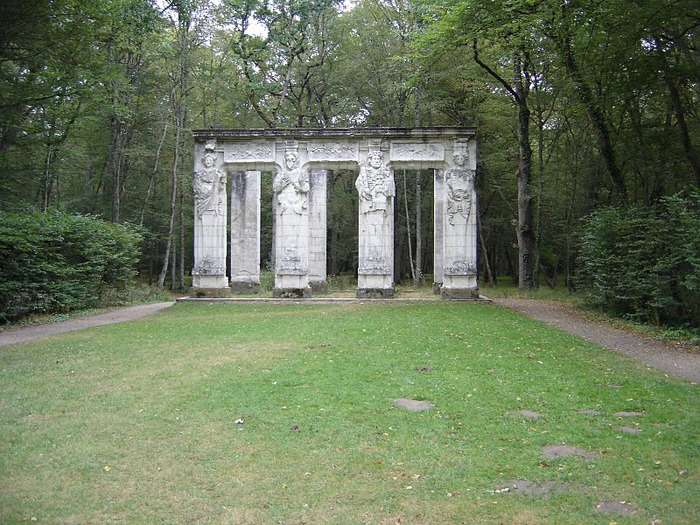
[577,191,700,326]
[0,210,142,323]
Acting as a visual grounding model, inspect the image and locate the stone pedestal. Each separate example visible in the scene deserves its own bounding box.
[230,171,261,293]
[192,145,229,296]
[436,140,478,299]
[273,143,311,298]
[356,143,395,298]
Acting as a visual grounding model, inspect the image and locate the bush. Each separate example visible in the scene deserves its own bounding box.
[577,191,700,326]
[0,210,142,323]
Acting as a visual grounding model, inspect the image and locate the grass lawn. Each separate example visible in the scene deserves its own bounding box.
[1,301,697,524]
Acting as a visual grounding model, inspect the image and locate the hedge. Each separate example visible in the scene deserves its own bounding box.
[0,210,142,323]
[577,191,700,327]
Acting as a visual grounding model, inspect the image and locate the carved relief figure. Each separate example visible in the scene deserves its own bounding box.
[226,142,274,162]
[273,145,310,277]
[193,153,226,218]
[273,150,309,215]
[356,148,395,276]
[446,152,475,225]
[355,149,395,215]
[307,141,358,161]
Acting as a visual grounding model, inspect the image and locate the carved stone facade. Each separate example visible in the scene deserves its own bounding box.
[438,138,478,299]
[192,128,477,299]
[192,141,228,294]
[356,141,395,297]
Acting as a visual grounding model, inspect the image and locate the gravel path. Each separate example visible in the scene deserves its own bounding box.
[493,299,700,384]
[1,298,697,384]
[0,302,175,347]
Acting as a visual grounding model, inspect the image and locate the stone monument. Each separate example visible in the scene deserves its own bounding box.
[191,128,478,299]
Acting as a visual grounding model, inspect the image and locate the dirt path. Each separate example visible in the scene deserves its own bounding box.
[1,298,697,384]
[493,299,700,384]
[0,302,175,347]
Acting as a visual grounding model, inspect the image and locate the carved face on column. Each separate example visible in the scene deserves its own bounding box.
[453,153,467,167]
[285,151,299,170]
[203,153,216,168]
[194,153,225,217]
[368,151,383,169]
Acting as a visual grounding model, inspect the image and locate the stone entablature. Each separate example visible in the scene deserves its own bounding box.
[192,128,477,299]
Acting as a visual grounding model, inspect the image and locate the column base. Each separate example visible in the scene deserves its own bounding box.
[230,281,261,294]
[192,275,230,297]
[191,287,233,298]
[356,288,395,299]
[441,287,480,300]
[273,287,312,298]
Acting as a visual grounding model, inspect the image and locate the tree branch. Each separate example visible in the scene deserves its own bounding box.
[472,39,520,104]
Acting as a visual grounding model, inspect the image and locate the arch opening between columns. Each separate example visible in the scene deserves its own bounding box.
[191,128,478,299]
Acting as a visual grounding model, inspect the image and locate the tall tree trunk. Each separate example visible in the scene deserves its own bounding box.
[170,235,176,291]
[42,142,54,211]
[158,120,179,290]
[561,45,626,203]
[104,114,124,222]
[473,41,535,289]
[477,210,495,287]
[516,111,534,289]
[551,7,627,204]
[414,170,422,286]
[140,122,168,226]
[654,37,700,186]
[414,83,422,286]
[534,115,545,288]
[329,173,338,275]
[179,174,186,290]
[159,2,191,290]
[514,57,535,289]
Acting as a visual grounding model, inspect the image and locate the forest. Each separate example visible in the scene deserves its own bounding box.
[0,0,698,324]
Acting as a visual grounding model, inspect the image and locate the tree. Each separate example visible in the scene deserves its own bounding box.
[157,0,211,290]
[0,0,104,209]
[89,0,163,222]
[417,0,542,288]
[219,0,341,127]
[578,191,700,326]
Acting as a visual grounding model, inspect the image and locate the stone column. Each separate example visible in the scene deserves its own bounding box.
[192,145,230,296]
[230,170,261,293]
[273,142,311,297]
[433,169,445,293]
[356,142,395,298]
[440,140,478,299]
[308,169,328,292]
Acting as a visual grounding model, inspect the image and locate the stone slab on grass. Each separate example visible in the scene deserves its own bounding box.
[393,398,435,411]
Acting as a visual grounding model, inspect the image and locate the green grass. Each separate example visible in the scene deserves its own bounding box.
[478,280,578,302]
[1,301,697,524]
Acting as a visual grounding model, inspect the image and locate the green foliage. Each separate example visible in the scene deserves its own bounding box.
[0,210,142,323]
[1,0,699,308]
[577,191,700,326]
